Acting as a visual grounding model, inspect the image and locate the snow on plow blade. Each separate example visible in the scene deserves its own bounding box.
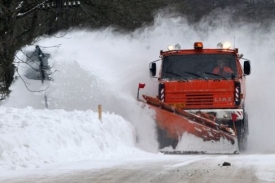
[143,95,239,154]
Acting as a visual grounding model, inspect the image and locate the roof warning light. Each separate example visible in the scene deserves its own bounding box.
[194,42,203,49]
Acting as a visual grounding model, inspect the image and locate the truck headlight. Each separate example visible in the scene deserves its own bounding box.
[168,45,174,51]
[223,111,232,119]
[223,42,231,49]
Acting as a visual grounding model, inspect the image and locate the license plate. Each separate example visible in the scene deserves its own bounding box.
[172,103,185,108]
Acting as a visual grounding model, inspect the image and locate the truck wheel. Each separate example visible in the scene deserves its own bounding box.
[157,127,178,150]
[235,120,248,152]
[244,112,249,135]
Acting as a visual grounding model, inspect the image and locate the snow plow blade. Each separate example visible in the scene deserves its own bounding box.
[143,95,239,154]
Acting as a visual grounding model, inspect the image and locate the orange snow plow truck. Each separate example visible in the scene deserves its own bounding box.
[139,42,251,154]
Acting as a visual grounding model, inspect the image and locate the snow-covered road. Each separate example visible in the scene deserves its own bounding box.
[1,154,275,183]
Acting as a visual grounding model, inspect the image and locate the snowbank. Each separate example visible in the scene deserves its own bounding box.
[0,107,142,170]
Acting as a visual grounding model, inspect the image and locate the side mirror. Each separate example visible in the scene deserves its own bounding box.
[244,60,251,75]
[149,62,157,77]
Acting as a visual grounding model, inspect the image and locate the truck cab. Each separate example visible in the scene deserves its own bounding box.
[149,42,251,151]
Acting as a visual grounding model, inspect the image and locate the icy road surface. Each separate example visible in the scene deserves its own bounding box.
[1,154,275,183]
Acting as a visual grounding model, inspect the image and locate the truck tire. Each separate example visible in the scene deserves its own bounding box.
[157,127,178,150]
[244,112,249,135]
[235,117,248,152]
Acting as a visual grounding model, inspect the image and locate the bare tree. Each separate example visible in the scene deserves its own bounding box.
[1,0,275,101]
[0,0,80,100]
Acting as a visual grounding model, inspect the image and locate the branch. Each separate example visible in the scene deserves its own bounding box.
[17,0,49,17]
[15,68,49,93]
[14,54,40,71]
[39,44,62,48]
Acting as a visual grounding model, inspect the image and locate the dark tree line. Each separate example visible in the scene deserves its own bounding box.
[1,0,275,100]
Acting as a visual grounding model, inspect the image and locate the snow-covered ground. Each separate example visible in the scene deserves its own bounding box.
[1,11,275,181]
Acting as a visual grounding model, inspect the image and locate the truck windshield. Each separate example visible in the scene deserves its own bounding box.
[161,54,237,80]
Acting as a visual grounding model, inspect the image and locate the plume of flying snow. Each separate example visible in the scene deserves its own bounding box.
[3,8,275,153]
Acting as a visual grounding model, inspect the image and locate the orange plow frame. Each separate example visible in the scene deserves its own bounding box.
[143,95,237,145]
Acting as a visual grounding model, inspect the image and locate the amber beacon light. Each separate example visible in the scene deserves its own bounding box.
[194,42,203,49]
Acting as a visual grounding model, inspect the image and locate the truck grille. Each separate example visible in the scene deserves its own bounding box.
[186,94,213,106]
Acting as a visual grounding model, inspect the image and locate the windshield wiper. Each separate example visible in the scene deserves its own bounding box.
[183,71,206,80]
[165,71,188,81]
[203,72,227,80]
[166,71,206,80]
